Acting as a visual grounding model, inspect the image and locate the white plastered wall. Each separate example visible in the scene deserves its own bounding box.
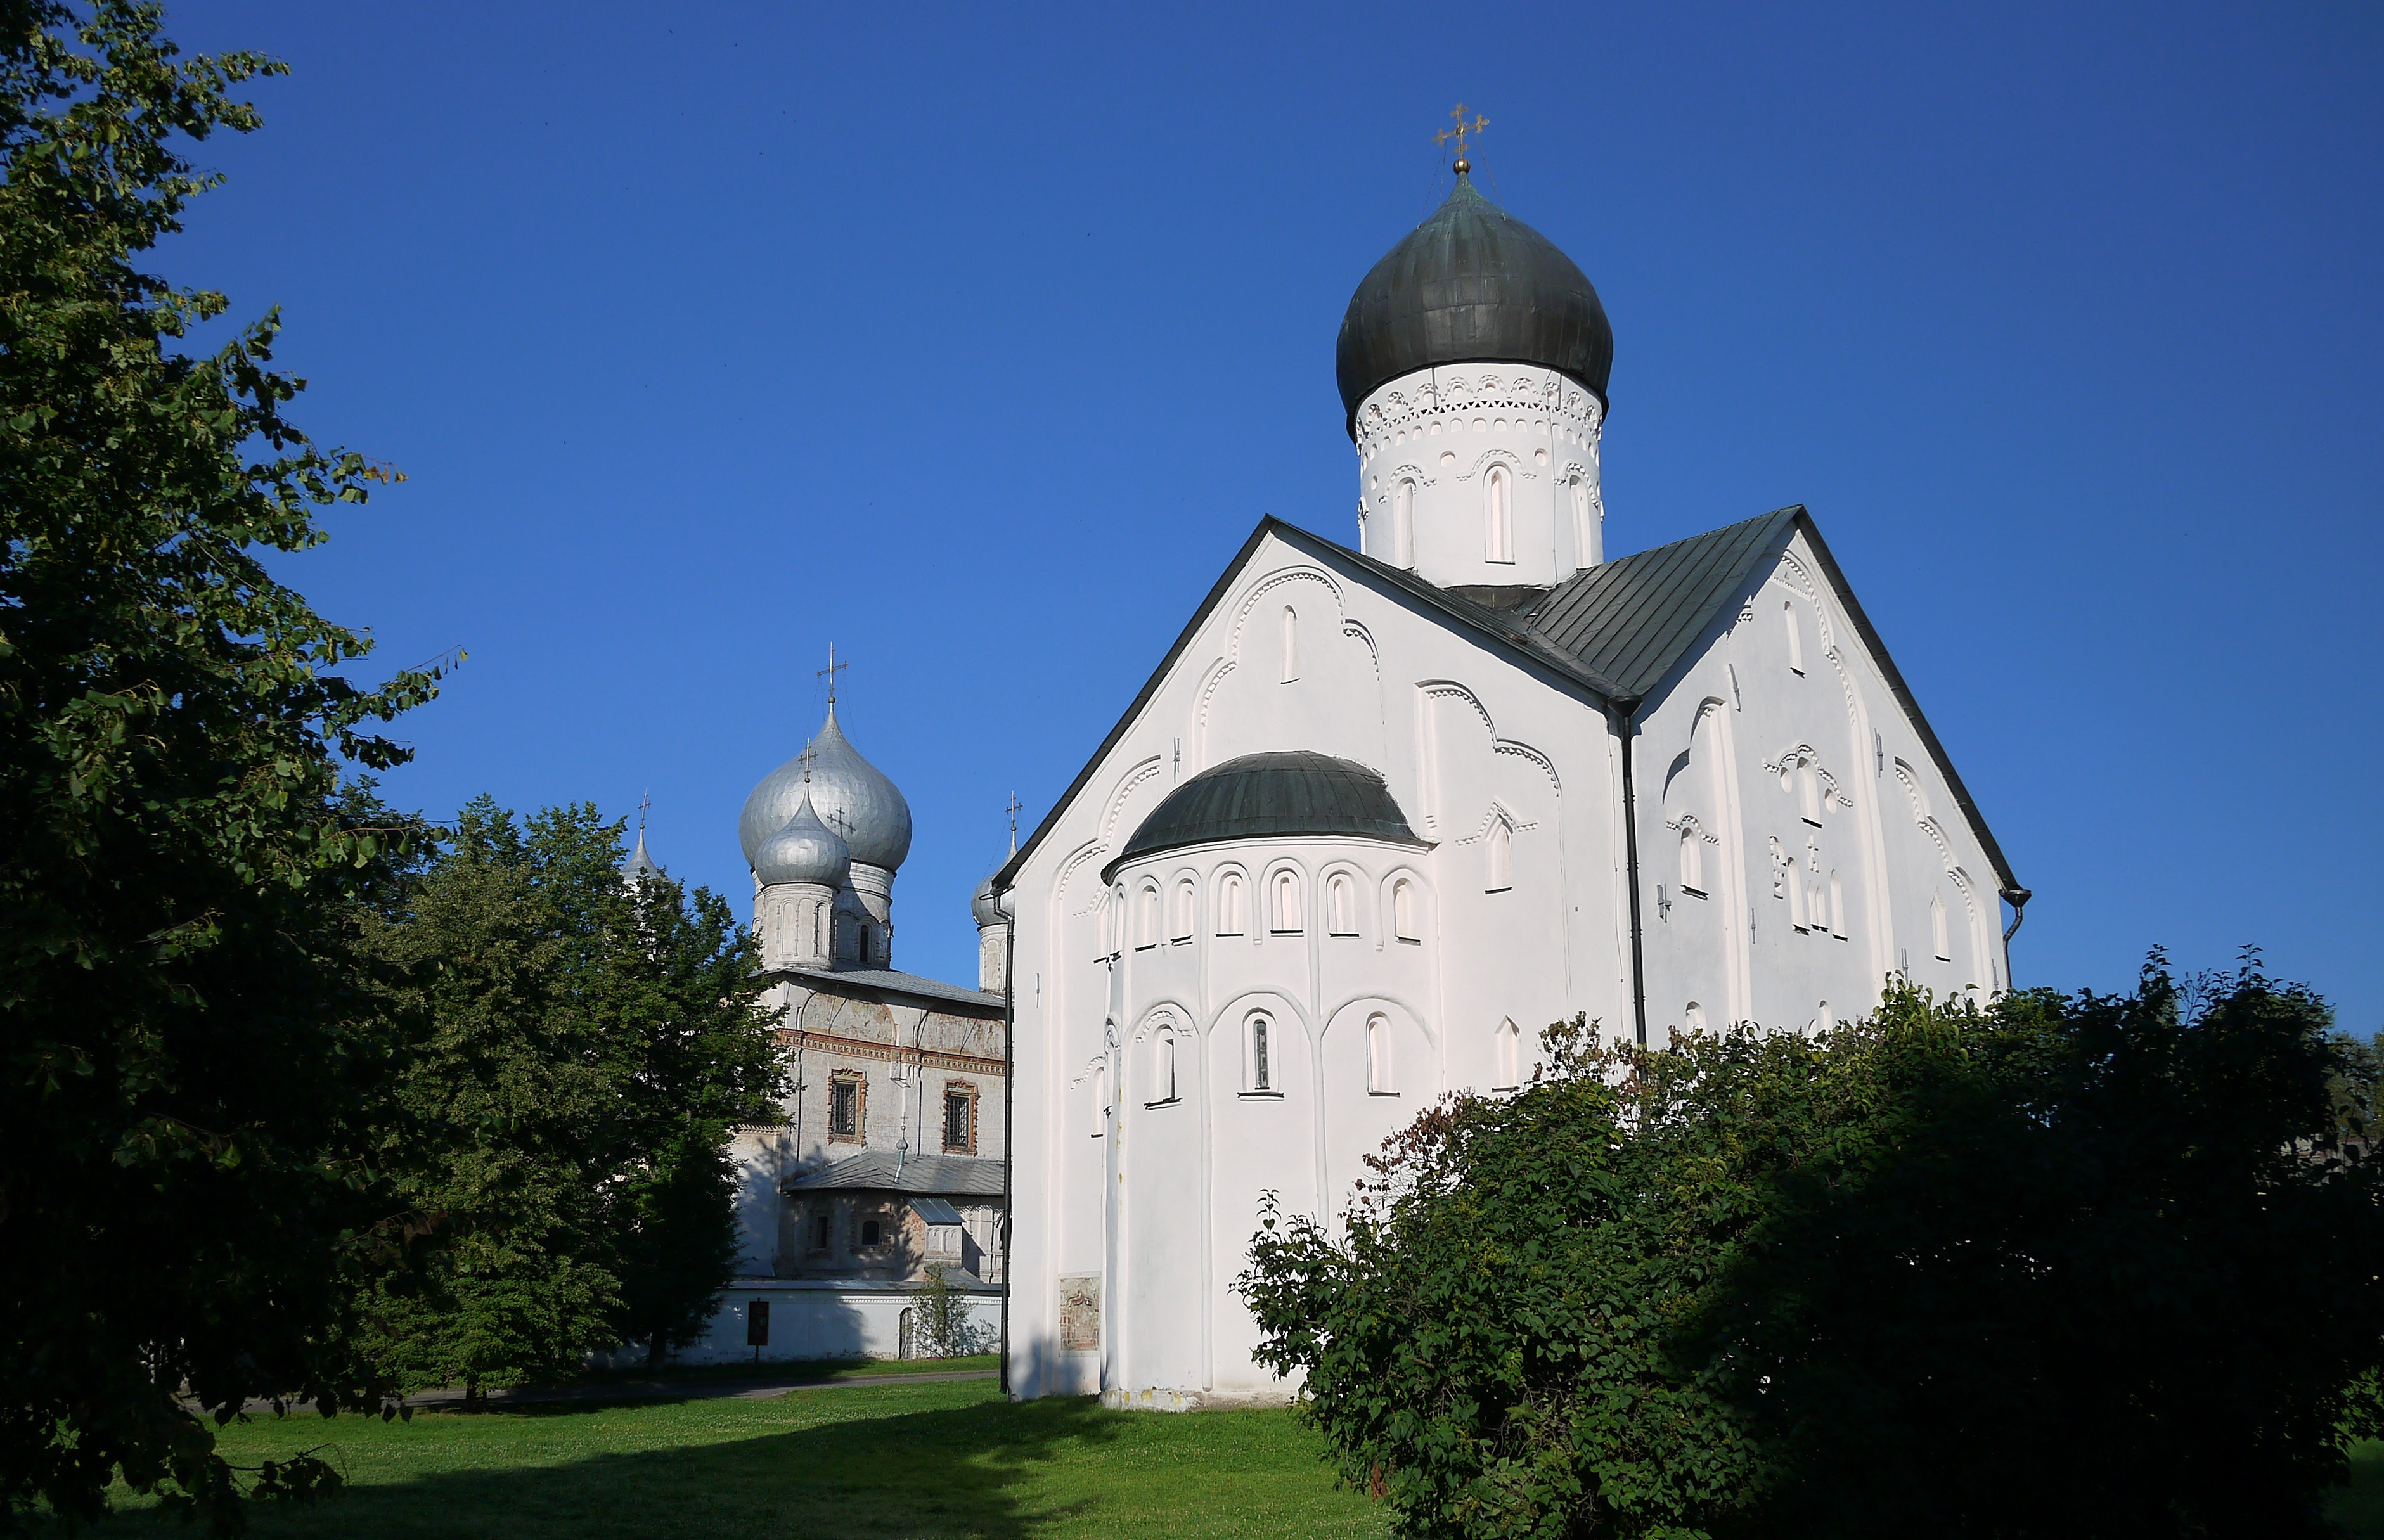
[1002,529,1630,1404]
[1630,528,2009,1042]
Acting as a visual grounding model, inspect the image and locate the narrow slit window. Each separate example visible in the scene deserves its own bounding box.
[1486,821,1512,892]
[1367,1014,1394,1094]
[1088,1063,1107,1138]
[1218,873,1244,935]
[943,1086,974,1152]
[1800,759,1822,825]
[1280,606,1299,683]
[1137,885,1159,948]
[1171,880,1195,942]
[1571,477,1597,565]
[1328,874,1356,935]
[1829,872,1846,939]
[1494,1019,1521,1091]
[1249,1016,1273,1093]
[1679,827,1704,894]
[1272,871,1301,932]
[1931,890,1950,961]
[1392,878,1418,940]
[1784,600,1805,674]
[1394,479,1417,568]
[1151,1029,1177,1105]
[1486,464,1513,562]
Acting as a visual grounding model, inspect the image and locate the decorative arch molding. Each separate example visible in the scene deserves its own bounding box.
[1322,996,1438,1067]
[1057,840,1107,918]
[1415,679,1564,797]
[1451,800,1539,847]
[1453,446,1537,485]
[1193,656,1235,747]
[1228,566,1343,651]
[1206,989,1313,1047]
[1130,1000,1201,1046]
[1341,618,1381,678]
[1376,461,1434,491]
[1100,757,1165,847]
[1770,546,1820,604]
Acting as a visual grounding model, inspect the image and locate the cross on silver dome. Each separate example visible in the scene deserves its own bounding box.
[739,702,913,873]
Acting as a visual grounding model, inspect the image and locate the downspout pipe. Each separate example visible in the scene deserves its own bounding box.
[2001,886,2032,945]
[1615,701,1649,1049]
[998,891,1017,1399]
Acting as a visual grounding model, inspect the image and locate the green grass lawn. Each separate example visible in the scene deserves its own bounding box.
[82,1386,2384,1539]
[100,1378,1386,1539]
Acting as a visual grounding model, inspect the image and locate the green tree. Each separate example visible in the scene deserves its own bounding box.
[360,800,782,1395]
[1698,962,2384,1539]
[1240,965,2384,1540]
[0,1,445,1525]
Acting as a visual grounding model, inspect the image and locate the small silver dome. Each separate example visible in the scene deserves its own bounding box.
[972,868,1010,927]
[622,828,665,883]
[739,705,914,873]
[754,788,851,889]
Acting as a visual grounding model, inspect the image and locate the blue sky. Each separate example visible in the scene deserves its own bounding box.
[160,1,2381,1025]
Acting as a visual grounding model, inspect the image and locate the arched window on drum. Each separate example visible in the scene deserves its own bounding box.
[1272,871,1302,933]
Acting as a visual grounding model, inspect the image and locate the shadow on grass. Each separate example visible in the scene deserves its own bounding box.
[216,1394,1127,1540]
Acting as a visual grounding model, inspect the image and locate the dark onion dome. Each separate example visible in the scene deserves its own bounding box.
[740,704,913,873]
[1334,173,1613,437]
[1105,751,1424,880]
[754,787,851,889]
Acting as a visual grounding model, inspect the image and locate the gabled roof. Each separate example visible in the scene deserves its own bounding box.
[782,1150,1005,1197]
[1530,508,1800,698]
[994,511,2020,901]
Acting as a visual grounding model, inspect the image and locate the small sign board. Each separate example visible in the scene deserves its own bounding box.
[746,1300,770,1347]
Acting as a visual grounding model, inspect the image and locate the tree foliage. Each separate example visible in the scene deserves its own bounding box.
[0,1,444,1525]
[358,800,784,1395]
[1240,963,2384,1539]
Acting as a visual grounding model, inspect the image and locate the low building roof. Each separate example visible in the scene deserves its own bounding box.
[782,1151,1005,1198]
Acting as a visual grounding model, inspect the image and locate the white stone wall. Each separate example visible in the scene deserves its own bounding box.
[1003,529,1630,1404]
[1631,527,2010,1041]
[676,1278,1001,1365]
[1352,364,1604,587]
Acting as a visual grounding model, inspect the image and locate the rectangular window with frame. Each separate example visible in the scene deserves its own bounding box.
[942,1082,977,1154]
[828,1072,864,1142]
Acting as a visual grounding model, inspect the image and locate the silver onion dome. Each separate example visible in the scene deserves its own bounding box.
[754,788,851,889]
[972,867,1010,927]
[622,828,665,883]
[739,705,913,873]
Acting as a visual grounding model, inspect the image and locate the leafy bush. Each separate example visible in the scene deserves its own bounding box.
[1239,962,2384,1539]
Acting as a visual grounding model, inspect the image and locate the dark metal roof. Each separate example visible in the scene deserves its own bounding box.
[994,511,2019,904]
[1336,174,1614,437]
[909,1197,964,1224]
[1527,508,1800,699]
[771,965,1003,1014]
[1104,751,1423,882]
[782,1151,1004,1198]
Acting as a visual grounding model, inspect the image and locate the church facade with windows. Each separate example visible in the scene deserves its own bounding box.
[989,166,2024,1406]
[643,705,1015,1364]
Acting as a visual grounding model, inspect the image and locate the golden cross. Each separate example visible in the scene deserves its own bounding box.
[1433,103,1488,170]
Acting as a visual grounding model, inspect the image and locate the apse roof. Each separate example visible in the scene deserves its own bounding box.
[1335,174,1614,435]
[1104,750,1424,881]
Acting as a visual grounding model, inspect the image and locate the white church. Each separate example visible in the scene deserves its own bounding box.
[979,162,2026,1407]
